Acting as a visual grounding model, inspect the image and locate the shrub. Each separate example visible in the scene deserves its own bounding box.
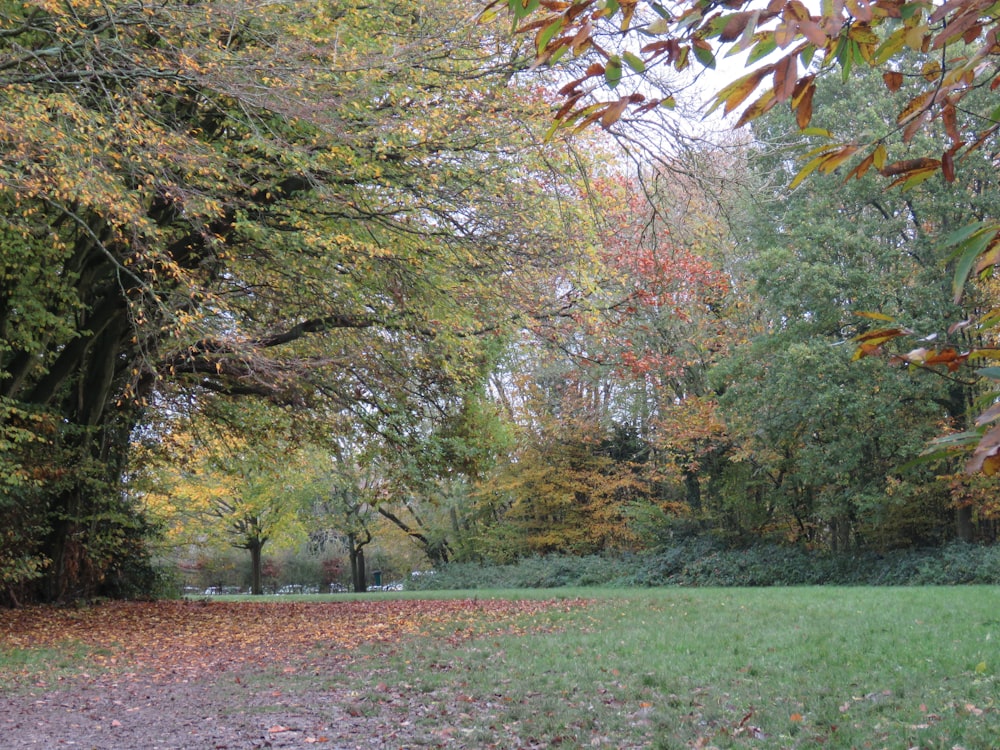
[407,540,1000,590]
[405,554,632,591]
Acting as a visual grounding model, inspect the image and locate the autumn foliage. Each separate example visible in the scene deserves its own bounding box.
[497,0,1000,477]
[0,0,596,604]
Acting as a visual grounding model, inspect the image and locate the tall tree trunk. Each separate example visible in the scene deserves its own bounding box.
[248,540,264,595]
[352,546,367,593]
[346,527,372,592]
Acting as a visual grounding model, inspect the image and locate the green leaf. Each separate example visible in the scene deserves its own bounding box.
[549,44,570,65]
[897,167,937,192]
[510,0,541,20]
[900,2,923,21]
[949,224,1000,303]
[650,2,671,19]
[800,43,816,68]
[942,221,998,248]
[536,19,564,54]
[600,0,621,17]
[800,127,833,137]
[622,51,646,73]
[646,17,670,34]
[840,40,855,81]
[747,36,777,65]
[926,430,982,448]
[605,55,623,88]
[693,45,716,69]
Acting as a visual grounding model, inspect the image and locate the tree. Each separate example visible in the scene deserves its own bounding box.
[0,0,598,602]
[703,62,1000,549]
[140,401,313,595]
[450,166,738,558]
[493,0,1000,473]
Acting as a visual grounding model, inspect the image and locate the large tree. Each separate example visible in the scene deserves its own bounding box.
[0,0,595,603]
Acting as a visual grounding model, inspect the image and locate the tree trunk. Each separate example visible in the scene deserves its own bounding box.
[249,540,265,595]
[683,468,701,514]
[956,504,974,543]
[830,517,851,553]
[347,533,368,593]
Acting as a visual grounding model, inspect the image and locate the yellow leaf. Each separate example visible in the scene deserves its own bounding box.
[873,143,887,170]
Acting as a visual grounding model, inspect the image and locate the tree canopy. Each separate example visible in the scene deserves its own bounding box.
[5,0,1000,602]
[492,0,1000,472]
[0,0,600,603]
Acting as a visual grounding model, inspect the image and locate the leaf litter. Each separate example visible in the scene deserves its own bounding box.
[0,597,587,749]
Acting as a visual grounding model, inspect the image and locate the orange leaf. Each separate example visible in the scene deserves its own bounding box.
[942,100,960,145]
[942,150,955,183]
[792,76,815,129]
[845,152,875,181]
[600,98,630,128]
[897,90,934,125]
[883,70,903,91]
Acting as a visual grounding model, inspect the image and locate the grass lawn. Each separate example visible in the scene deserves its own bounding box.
[2,586,998,748]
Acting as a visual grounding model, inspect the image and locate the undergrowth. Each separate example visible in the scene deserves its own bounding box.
[407,540,1000,590]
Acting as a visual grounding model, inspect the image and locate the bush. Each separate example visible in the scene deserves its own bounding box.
[407,541,1000,591]
[405,554,633,591]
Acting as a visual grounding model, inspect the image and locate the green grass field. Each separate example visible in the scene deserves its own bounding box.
[3,587,998,748]
[328,587,1000,748]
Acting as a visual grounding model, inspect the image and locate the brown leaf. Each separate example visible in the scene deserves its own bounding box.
[974,243,1000,274]
[719,12,754,43]
[968,424,1000,474]
[791,75,816,129]
[942,100,961,145]
[931,8,987,48]
[879,157,940,177]
[795,82,815,128]
[716,66,772,116]
[774,19,799,48]
[942,150,955,183]
[883,71,903,92]
[600,97,630,129]
[798,19,828,47]
[735,88,778,128]
[773,56,798,103]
